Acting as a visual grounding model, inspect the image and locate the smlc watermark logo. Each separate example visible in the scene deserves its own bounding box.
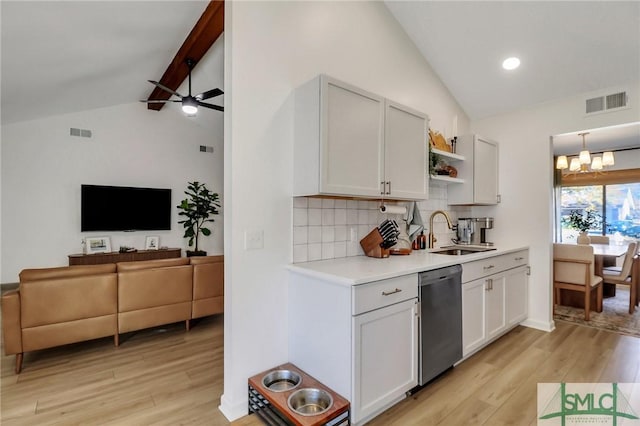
[538,383,640,425]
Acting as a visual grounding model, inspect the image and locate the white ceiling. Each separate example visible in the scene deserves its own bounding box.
[2,1,639,154]
[385,1,640,121]
[553,122,640,156]
[0,1,209,125]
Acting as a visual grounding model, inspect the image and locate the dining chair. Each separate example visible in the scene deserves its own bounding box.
[589,236,615,267]
[602,241,638,314]
[553,243,603,321]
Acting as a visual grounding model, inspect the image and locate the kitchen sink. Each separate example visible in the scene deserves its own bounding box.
[431,246,496,256]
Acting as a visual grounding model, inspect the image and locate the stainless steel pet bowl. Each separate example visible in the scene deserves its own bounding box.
[287,388,333,416]
[261,369,301,392]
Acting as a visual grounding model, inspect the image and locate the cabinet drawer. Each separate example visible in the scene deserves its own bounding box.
[462,256,505,283]
[462,250,529,283]
[353,274,418,316]
[503,250,529,270]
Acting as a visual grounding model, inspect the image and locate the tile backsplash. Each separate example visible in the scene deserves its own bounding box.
[292,181,471,263]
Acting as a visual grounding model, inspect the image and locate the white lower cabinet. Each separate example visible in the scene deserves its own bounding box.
[505,265,529,326]
[289,273,418,425]
[353,298,418,423]
[461,251,529,357]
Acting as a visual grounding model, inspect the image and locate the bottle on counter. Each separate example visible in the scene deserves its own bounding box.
[418,231,427,250]
[412,238,420,250]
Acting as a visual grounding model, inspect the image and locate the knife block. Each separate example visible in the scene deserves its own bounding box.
[360,228,390,258]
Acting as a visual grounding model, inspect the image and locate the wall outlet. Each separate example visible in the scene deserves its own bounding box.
[244,230,264,250]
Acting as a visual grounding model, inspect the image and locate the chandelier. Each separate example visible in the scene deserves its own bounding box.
[556,132,615,173]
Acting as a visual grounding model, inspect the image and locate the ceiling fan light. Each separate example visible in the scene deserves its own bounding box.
[602,151,615,166]
[579,150,591,165]
[182,98,198,116]
[556,155,568,170]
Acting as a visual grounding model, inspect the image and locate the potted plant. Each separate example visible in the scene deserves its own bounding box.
[177,181,221,256]
[429,144,443,176]
[562,209,601,244]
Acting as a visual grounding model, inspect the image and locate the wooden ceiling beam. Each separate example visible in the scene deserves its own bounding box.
[147,0,224,111]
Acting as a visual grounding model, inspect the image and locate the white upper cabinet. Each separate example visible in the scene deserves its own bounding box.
[384,101,429,199]
[294,75,428,200]
[448,134,499,205]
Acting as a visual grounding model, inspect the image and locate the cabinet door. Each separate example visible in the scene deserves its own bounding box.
[321,79,385,197]
[473,136,499,204]
[505,266,528,326]
[485,274,506,340]
[384,101,428,200]
[352,298,418,424]
[462,278,486,356]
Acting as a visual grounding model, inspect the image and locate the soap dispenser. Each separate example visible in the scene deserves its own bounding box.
[418,231,427,250]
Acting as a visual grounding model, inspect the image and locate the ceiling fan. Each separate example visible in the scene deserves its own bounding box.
[141,58,223,115]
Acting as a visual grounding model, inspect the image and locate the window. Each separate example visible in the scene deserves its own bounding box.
[559,182,640,241]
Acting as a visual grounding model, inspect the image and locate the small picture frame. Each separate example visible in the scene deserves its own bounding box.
[145,236,159,250]
[85,236,112,254]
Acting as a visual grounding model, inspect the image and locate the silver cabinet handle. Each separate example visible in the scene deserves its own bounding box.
[485,278,493,291]
[515,257,524,261]
[386,181,391,195]
[483,265,495,270]
[380,181,386,195]
[382,288,402,296]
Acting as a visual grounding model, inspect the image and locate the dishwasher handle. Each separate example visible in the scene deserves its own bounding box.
[419,264,463,286]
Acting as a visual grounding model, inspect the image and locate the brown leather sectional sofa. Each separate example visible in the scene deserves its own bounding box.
[1,255,223,374]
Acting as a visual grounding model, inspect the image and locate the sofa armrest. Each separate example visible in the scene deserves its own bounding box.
[1,290,23,355]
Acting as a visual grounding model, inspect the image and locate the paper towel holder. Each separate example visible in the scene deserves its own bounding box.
[379,204,407,216]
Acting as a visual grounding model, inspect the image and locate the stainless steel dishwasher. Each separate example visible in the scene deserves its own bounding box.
[418,264,463,385]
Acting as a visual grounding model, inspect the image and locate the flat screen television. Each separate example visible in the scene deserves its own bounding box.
[81,184,171,232]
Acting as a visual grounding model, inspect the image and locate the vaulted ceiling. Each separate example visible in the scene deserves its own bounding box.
[2,1,639,153]
[0,1,213,125]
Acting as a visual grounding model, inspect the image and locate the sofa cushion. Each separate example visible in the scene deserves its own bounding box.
[193,257,224,300]
[19,264,116,282]
[116,258,189,272]
[20,274,118,328]
[118,265,193,312]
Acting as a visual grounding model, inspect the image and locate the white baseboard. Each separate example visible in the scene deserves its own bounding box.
[219,393,248,422]
[521,318,555,332]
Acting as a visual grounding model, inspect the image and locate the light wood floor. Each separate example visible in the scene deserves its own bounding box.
[2,317,639,425]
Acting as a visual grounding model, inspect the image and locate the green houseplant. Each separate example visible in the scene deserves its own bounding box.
[562,209,601,244]
[177,181,221,256]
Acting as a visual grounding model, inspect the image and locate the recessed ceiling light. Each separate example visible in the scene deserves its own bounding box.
[502,57,520,70]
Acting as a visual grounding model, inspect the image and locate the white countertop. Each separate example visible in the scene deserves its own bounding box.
[287,245,529,286]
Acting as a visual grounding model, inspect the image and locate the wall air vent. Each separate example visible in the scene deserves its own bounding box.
[606,92,627,109]
[585,91,628,115]
[585,96,604,114]
[70,128,92,138]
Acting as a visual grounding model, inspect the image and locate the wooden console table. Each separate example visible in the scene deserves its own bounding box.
[69,248,181,266]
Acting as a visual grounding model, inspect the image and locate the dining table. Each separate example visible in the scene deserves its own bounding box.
[590,242,630,297]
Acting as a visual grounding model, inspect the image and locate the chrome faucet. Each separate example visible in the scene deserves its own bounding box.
[428,210,454,248]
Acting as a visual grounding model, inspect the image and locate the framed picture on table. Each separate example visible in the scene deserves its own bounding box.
[85,236,111,254]
[145,236,159,250]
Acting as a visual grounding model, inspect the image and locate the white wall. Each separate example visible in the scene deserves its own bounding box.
[471,83,640,332]
[222,1,469,420]
[1,41,225,282]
